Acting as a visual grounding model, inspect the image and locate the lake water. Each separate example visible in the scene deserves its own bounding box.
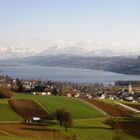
[0,65,140,84]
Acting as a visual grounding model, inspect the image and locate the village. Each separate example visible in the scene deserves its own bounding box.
[0,75,140,140]
[0,75,140,103]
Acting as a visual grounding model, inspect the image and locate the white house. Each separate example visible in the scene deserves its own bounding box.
[86,94,92,99]
[67,93,72,97]
[41,92,47,96]
[74,93,80,98]
[99,94,106,99]
[47,92,51,95]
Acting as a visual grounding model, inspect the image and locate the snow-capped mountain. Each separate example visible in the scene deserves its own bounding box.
[0,40,139,60]
[36,40,140,57]
[0,47,43,59]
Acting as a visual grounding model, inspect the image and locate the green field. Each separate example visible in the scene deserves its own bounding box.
[13,94,105,119]
[0,94,105,121]
[0,94,139,140]
[63,119,139,140]
[0,99,22,121]
[94,98,140,105]
[0,137,31,140]
[0,119,138,140]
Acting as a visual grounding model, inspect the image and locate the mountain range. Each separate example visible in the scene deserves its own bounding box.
[0,41,139,59]
[0,42,140,75]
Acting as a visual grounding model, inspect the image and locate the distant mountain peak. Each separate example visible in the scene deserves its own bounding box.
[0,47,42,60]
[0,41,139,60]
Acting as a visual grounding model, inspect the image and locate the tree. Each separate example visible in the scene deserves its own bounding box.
[55,108,73,131]
[17,79,24,92]
[51,87,59,95]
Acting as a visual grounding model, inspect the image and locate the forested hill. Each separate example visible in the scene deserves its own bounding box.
[1,55,140,75]
[21,55,140,75]
[107,56,140,75]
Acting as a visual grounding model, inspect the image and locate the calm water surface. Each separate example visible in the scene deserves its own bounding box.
[0,65,140,84]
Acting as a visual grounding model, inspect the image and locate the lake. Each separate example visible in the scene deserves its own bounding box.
[0,65,140,84]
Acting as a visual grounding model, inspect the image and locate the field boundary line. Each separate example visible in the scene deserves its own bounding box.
[34,100,49,114]
[116,102,140,113]
[73,98,107,116]
[0,130,15,136]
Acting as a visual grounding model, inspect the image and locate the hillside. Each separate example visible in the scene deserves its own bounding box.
[22,55,140,75]
[0,94,104,121]
[1,55,140,75]
[108,56,140,75]
[13,94,105,119]
[0,95,139,140]
[0,99,22,121]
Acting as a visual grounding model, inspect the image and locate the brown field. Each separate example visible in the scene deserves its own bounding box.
[117,120,140,138]
[8,99,48,119]
[107,119,140,139]
[83,98,132,117]
[0,123,68,140]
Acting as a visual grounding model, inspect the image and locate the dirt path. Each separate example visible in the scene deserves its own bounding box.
[116,102,140,113]
[124,103,140,112]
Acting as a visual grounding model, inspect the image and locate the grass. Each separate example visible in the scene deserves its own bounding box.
[94,98,140,105]
[13,94,105,119]
[0,137,32,140]
[0,99,22,121]
[1,119,138,140]
[46,119,139,140]
[74,119,139,140]
[0,94,139,140]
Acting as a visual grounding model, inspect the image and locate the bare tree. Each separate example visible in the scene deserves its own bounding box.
[55,108,73,131]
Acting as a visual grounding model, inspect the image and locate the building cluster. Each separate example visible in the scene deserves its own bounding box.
[0,75,140,102]
[65,82,140,102]
[0,76,60,96]
[0,76,13,87]
[91,83,140,102]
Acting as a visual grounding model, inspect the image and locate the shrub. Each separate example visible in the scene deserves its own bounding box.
[0,88,13,98]
[106,116,116,129]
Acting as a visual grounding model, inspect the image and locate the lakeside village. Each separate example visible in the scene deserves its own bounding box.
[0,75,140,103]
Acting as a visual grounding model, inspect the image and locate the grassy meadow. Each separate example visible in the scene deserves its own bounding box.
[0,94,139,140]
[13,94,105,119]
[0,99,22,121]
[0,119,139,140]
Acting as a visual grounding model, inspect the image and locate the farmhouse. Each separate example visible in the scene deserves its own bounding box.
[40,92,47,96]
[74,92,80,98]
[32,117,41,122]
[86,93,92,99]
[67,93,72,97]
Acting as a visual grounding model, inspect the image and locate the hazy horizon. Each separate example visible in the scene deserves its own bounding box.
[0,0,140,51]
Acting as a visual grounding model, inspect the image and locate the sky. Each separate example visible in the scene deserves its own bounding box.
[0,0,140,49]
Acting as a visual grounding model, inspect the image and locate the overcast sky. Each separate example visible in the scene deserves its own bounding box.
[0,0,140,49]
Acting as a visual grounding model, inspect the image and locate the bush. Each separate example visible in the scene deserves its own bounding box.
[0,88,13,98]
[106,116,116,129]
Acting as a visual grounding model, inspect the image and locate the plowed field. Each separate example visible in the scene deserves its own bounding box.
[117,120,140,138]
[83,99,132,117]
[0,123,66,140]
[106,119,140,138]
[8,99,48,119]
